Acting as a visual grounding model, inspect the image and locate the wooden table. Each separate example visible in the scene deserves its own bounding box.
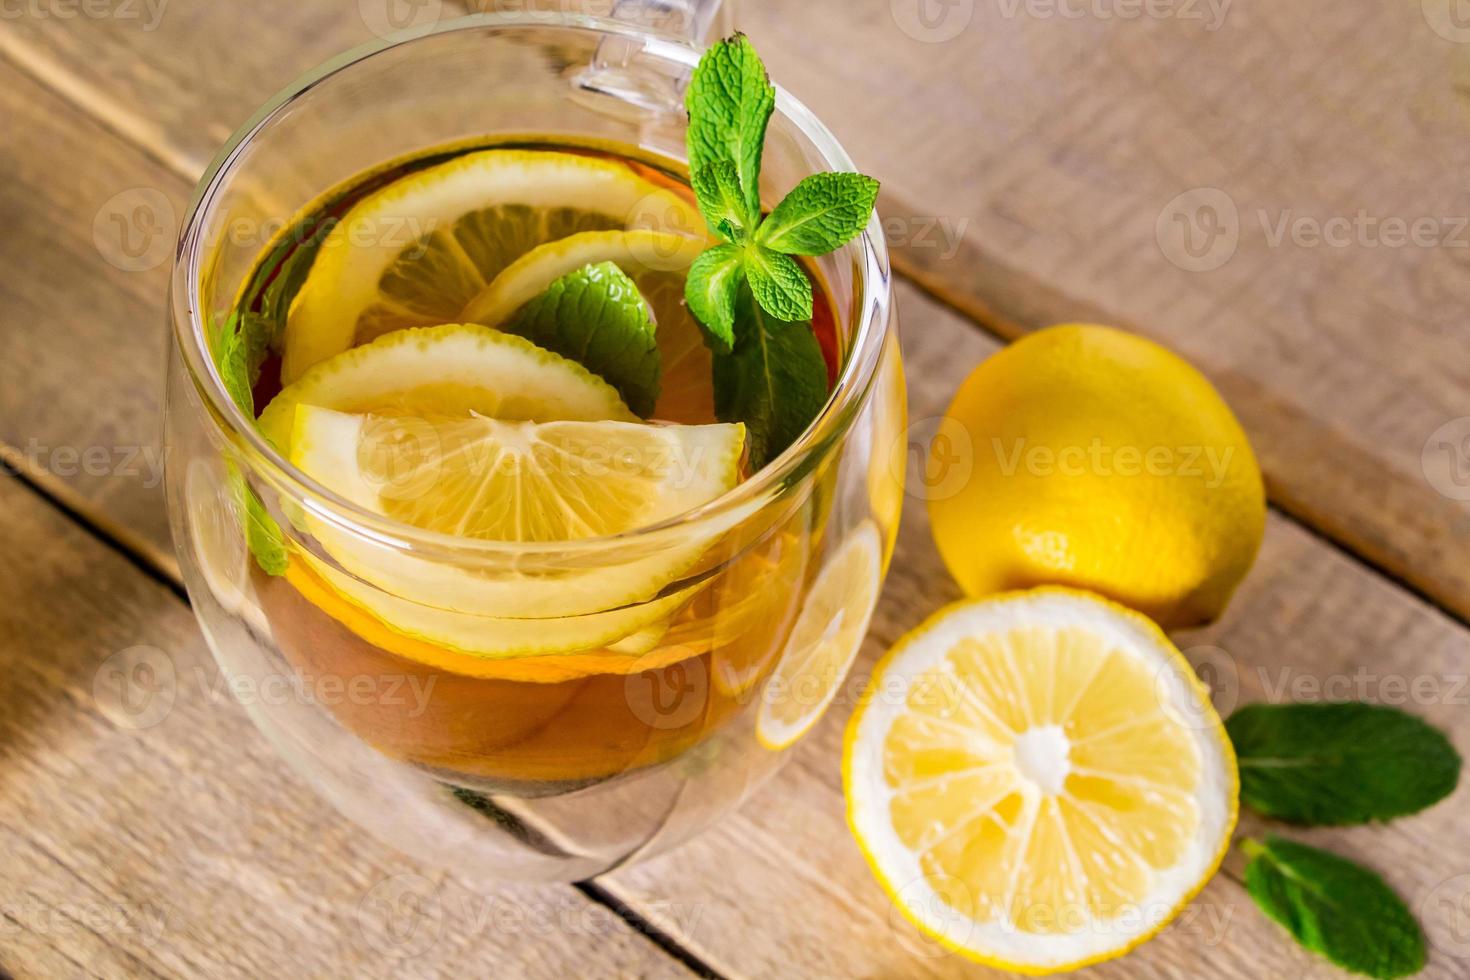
[1,1,1467,976]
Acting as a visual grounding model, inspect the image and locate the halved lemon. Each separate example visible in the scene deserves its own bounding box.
[288,403,745,646]
[756,520,883,750]
[462,230,715,422]
[259,323,635,454]
[843,587,1238,974]
[282,149,703,382]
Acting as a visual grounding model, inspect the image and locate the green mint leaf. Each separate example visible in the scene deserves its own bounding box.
[212,311,256,416]
[1227,702,1460,826]
[685,244,744,352]
[1242,836,1425,979]
[758,172,880,255]
[744,245,813,321]
[686,33,774,217]
[260,217,337,330]
[713,284,828,468]
[692,162,752,242]
[504,261,661,417]
[241,474,288,576]
[211,318,289,576]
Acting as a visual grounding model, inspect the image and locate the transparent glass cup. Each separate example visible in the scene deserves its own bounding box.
[165,6,903,881]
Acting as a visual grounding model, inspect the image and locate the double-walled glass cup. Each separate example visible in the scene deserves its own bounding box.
[165,4,903,881]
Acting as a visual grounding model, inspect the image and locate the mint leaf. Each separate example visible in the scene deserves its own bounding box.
[1242,836,1425,979]
[240,472,288,576]
[504,261,661,417]
[692,162,752,242]
[685,244,744,351]
[744,246,813,321]
[758,172,880,255]
[259,217,337,331]
[209,314,290,575]
[686,33,774,217]
[1227,702,1460,826]
[713,285,828,468]
[212,311,256,416]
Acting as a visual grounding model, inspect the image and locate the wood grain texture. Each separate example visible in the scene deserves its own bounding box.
[1,3,1468,978]
[0,473,694,980]
[0,56,183,573]
[734,0,1470,620]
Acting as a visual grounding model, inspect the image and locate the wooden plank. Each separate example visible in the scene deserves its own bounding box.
[0,1,384,178]
[0,55,183,574]
[733,0,1470,619]
[0,473,695,980]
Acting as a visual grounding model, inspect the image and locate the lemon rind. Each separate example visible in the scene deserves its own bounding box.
[841,586,1239,974]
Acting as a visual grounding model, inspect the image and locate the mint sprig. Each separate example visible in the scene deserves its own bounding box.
[503,261,662,417]
[684,34,879,466]
[1242,836,1425,979]
[1227,702,1461,826]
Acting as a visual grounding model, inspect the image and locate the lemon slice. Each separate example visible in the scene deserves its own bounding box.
[289,403,745,628]
[756,520,883,750]
[259,323,635,454]
[300,554,699,659]
[462,230,715,422]
[277,558,690,680]
[843,587,1238,973]
[282,149,703,382]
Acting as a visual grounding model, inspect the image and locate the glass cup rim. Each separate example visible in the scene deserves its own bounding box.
[170,9,893,559]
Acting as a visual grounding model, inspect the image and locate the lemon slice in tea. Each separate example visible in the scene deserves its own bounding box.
[259,322,635,454]
[282,149,702,382]
[843,588,1237,973]
[756,520,884,749]
[288,392,745,628]
[463,229,715,422]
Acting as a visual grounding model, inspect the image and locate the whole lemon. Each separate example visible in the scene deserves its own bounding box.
[927,324,1265,628]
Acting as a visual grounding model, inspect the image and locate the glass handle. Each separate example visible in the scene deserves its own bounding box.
[608,0,735,42]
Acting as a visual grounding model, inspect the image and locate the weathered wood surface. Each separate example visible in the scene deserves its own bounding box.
[1,2,1468,978]
[0,473,695,980]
